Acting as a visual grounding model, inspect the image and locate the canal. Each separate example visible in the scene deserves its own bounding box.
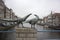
[36,25,60,40]
[23,23,60,40]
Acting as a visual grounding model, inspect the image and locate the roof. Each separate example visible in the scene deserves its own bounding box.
[52,13,60,17]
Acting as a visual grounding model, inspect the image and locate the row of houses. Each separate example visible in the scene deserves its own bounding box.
[0,0,18,19]
[43,11,60,28]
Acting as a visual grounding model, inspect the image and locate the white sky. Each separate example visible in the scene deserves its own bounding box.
[4,0,60,19]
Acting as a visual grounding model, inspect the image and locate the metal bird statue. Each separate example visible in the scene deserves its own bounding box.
[0,13,32,30]
[25,14,40,29]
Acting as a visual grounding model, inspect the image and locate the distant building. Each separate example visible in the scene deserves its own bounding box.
[4,7,10,18]
[5,8,17,19]
[0,0,20,28]
[47,13,60,26]
[10,9,15,19]
[43,16,48,24]
[12,13,16,19]
[43,11,60,26]
[0,0,5,18]
[0,0,18,19]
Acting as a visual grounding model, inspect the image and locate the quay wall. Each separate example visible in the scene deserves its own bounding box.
[16,28,37,40]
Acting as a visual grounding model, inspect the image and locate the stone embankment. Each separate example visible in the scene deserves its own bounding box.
[16,28,37,40]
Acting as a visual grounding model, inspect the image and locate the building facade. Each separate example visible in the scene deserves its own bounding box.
[43,16,48,24]
[5,7,17,19]
[47,13,60,26]
[43,12,60,26]
[0,0,18,19]
[4,7,10,18]
[0,0,5,18]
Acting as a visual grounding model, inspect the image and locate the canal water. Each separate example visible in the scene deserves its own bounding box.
[22,23,60,40]
[36,25,60,40]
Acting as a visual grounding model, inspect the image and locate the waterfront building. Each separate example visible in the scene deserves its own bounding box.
[43,11,60,26]
[0,0,18,19]
[43,16,48,24]
[0,0,5,18]
[47,12,60,26]
[4,7,11,18]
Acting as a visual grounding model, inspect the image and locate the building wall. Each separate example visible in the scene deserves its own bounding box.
[44,13,60,26]
[43,17,48,24]
[55,16,60,26]
[9,9,18,20]
[10,9,13,19]
[0,0,17,19]
[0,0,5,18]
[5,7,10,18]
[12,13,15,19]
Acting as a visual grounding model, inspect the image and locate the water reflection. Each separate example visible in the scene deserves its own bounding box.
[21,23,60,40]
[36,25,60,40]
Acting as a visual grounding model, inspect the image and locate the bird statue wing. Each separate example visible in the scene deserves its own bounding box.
[24,18,37,23]
[34,14,40,20]
[0,13,32,22]
[24,20,31,23]
[23,13,32,21]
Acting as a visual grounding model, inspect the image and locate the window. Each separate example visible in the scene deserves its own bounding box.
[0,12,4,17]
[0,5,4,9]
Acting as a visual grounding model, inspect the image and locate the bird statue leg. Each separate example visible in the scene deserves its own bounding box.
[34,24,35,29]
[31,24,32,28]
[23,13,32,21]
[32,24,35,29]
[21,23,24,28]
[31,24,34,29]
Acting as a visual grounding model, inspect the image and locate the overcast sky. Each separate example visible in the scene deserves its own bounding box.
[4,0,60,19]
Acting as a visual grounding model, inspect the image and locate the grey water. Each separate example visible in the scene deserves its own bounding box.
[23,23,60,40]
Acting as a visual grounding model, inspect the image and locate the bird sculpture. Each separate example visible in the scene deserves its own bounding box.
[0,13,32,30]
[25,14,40,29]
